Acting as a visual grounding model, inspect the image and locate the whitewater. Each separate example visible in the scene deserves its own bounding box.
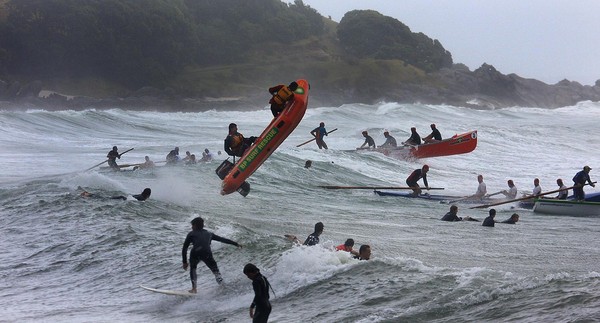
[1,101,599,322]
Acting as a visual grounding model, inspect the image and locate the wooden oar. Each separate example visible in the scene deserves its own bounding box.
[469,183,594,209]
[318,185,444,190]
[485,190,504,198]
[296,128,338,147]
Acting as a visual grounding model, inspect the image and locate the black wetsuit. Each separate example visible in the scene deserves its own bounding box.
[429,128,442,141]
[166,149,179,165]
[406,132,421,145]
[573,170,593,200]
[303,232,320,246]
[501,219,517,224]
[250,273,272,323]
[363,135,376,148]
[107,150,120,170]
[482,216,495,227]
[182,229,239,285]
[406,169,428,188]
[441,211,461,221]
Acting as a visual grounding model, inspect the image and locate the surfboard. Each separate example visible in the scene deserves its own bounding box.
[140,285,197,297]
[217,79,310,196]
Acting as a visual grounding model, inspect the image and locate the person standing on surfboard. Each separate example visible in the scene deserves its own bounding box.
[310,122,328,149]
[406,165,430,197]
[243,263,273,323]
[106,146,121,170]
[268,81,298,117]
[224,123,257,158]
[182,217,242,293]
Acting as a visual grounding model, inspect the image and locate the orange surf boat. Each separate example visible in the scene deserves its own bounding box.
[216,79,310,196]
[366,130,478,159]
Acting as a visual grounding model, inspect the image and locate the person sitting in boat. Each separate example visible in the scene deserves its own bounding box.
[472,174,487,200]
[572,166,595,201]
[335,238,359,256]
[310,122,329,149]
[353,244,371,261]
[224,123,257,158]
[403,127,422,146]
[379,131,397,148]
[166,147,180,165]
[501,179,518,199]
[358,131,376,149]
[532,178,542,196]
[555,178,568,199]
[107,146,121,171]
[423,124,442,143]
[500,213,519,224]
[406,164,430,197]
[133,156,155,170]
[269,81,298,117]
[482,209,496,227]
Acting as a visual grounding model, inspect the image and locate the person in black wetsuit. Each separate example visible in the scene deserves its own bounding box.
[303,222,324,246]
[482,209,496,227]
[182,217,242,293]
[132,188,151,201]
[441,205,461,221]
[243,263,272,323]
[107,146,121,170]
[166,147,180,165]
[423,124,442,143]
[406,165,430,197]
[403,127,422,146]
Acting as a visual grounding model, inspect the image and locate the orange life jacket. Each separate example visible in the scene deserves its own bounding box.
[272,86,294,105]
[230,133,245,154]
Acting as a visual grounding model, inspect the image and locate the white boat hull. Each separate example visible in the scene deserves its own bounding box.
[533,199,600,216]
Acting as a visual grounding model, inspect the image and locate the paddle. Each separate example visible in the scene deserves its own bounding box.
[485,190,504,198]
[319,185,444,190]
[84,148,134,171]
[469,182,596,209]
[296,128,338,147]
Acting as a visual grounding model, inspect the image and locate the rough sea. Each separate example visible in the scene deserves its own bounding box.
[1,100,599,322]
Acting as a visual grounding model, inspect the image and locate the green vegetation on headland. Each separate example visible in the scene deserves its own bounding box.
[0,0,598,111]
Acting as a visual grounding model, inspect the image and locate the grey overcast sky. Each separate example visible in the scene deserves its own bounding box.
[298,0,600,85]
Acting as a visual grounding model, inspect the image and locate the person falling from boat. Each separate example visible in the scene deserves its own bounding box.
[310,122,328,149]
[269,81,298,118]
[358,130,376,149]
[166,146,180,165]
[501,179,518,199]
[106,146,122,171]
[402,127,422,146]
[379,130,397,148]
[422,124,442,143]
[406,164,430,197]
[335,238,360,257]
[224,123,257,161]
[554,178,569,199]
[182,217,243,293]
